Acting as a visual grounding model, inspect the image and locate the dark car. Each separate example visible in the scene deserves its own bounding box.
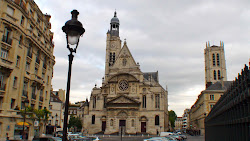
[32,137,62,141]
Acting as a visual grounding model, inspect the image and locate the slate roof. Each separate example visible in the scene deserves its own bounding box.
[143,71,158,82]
[206,81,233,91]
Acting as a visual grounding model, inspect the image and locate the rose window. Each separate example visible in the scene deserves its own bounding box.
[119,80,128,91]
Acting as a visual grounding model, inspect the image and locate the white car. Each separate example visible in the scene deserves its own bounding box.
[160,132,173,136]
[144,137,169,141]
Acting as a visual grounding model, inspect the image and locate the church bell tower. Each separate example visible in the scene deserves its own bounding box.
[104,11,122,81]
[204,41,227,88]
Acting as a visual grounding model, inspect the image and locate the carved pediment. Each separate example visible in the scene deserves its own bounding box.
[112,97,133,104]
[107,95,140,105]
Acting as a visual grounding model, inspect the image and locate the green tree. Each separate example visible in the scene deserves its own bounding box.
[20,106,35,120]
[68,116,82,132]
[20,107,51,135]
[169,110,177,128]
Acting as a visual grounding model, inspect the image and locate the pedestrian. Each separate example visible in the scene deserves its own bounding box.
[6,133,9,141]
[156,130,159,136]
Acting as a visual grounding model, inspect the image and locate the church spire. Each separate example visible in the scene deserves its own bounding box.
[110,11,120,37]
[114,10,117,17]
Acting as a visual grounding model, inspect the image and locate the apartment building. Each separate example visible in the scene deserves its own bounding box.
[46,89,65,135]
[181,108,190,132]
[0,0,55,140]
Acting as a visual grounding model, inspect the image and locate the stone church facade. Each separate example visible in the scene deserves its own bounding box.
[83,12,169,135]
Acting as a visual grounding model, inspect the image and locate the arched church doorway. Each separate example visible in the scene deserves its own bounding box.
[140,116,148,133]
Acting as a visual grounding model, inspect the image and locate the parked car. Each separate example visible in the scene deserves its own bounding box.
[86,136,100,141]
[160,132,173,136]
[179,134,187,139]
[32,137,62,141]
[168,134,183,141]
[144,137,169,141]
[165,136,178,141]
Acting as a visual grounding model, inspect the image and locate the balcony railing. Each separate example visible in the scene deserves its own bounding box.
[39,96,43,101]
[0,84,6,91]
[2,36,12,45]
[32,93,36,100]
[22,90,28,97]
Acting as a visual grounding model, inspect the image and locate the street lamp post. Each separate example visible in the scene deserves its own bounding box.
[22,99,29,140]
[62,9,85,141]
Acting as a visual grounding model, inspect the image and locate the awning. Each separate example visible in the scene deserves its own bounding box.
[16,122,29,126]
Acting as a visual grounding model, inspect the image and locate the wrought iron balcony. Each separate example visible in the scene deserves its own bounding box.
[2,36,12,45]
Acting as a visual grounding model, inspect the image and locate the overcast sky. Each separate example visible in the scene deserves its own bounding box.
[35,0,249,116]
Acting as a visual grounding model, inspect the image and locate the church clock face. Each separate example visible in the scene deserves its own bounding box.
[111,43,116,49]
[118,80,129,91]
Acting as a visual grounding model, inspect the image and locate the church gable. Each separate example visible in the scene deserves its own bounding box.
[107,95,140,104]
[108,73,139,82]
[112,42,138,69]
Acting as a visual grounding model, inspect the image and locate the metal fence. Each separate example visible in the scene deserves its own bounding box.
[205,64,249,141]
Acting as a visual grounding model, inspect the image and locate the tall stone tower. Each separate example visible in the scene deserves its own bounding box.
[204,41,227,88]
[104,11,122,82]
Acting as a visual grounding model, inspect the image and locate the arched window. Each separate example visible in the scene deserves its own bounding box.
[142,95,146,108]
[155,115,159,125]
[214,70,217,80]
[109,52,116,65]
[92,115,95,124]
[103,96,107,108]
[155,94,160,108]
[109,53,112,66]
[131,119,135,127]
[93,96,96,108]
[112,53,115,64]
[122,59,127,66]
[217,53,220,66]
[212,54,215,66]
[218,70,221,79]
[110,119,113,126]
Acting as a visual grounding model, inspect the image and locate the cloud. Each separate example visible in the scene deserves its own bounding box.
[36,0,250,116]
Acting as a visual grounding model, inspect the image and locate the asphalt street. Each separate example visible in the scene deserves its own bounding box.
[98,135,205,141]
